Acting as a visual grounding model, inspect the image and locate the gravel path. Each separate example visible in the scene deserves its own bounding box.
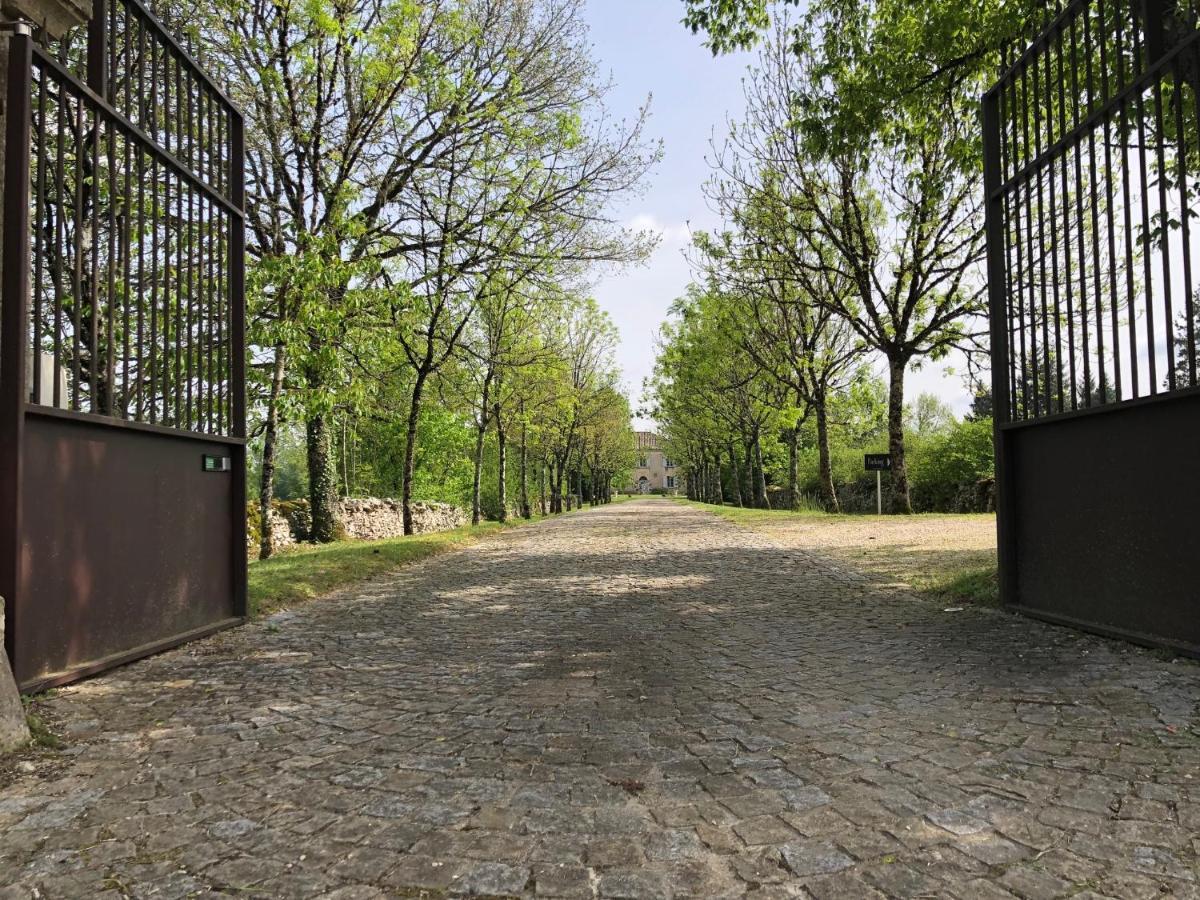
[0,498,1197,898]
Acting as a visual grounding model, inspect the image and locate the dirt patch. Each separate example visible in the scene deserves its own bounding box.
[727,512,999,605]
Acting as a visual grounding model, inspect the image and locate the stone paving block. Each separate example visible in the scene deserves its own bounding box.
[0,500,1197,898]
[531,863,591,897]
[596,869,671,899]
[451,861,531,896]
[778,840,854,877]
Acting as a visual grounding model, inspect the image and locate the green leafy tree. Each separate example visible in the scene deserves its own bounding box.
[716,24,987,512]
[201,0,658,545]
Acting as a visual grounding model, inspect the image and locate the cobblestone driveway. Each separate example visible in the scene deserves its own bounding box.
[2,499,1199,899]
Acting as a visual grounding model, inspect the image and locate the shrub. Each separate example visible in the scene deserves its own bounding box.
[246,501,263,549]
[908,418,995,512]
[789,418,995,514]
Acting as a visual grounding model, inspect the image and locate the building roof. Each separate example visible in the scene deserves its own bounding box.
[635,431,662,451]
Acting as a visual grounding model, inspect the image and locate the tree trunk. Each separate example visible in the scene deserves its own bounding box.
[496,405,507,523]
[728,445,744,507]
[787,427,799,511]
[306,410,338,543]
[470,421,486,525]
[886,355,913,514]
[340,416,349,498]
[401,369,429,536]
[471,376,492,526]
[519,420,531,519]
[258,343,286,560]
[550,457,563,514]
[539,458,548,515]
[742,442,754,505]
[815,397,840,513]
[753,432,770,510]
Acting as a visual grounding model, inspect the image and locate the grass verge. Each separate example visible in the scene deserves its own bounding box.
[677,498,1000,607]
[249,517,540,617]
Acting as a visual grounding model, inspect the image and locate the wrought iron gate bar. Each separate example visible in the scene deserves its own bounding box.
[993,0,1090,88]
[986,0,1200,422]
[21,0,245,438]
[2,0,248,689]
[984,0,1200,657]
[987,29,1200,199]
[28,50,243,216]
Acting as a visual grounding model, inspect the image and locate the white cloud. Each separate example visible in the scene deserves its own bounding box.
[626,213,693,247]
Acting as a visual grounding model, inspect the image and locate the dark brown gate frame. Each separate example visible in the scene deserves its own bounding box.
[1,0,247,691]
[984,0,1200,657]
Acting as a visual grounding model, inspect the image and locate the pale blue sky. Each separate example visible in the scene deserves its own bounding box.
[581,1,972,428]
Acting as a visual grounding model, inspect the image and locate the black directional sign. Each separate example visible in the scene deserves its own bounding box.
[864,453,892,472]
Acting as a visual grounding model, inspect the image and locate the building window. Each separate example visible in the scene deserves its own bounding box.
[664,457,674,468]
[638,455,648,467]
[666,476,676,489]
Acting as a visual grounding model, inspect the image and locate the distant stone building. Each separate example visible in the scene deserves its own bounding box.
[629,432,679,494]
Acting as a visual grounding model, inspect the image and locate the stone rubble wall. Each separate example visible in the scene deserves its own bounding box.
[246,508,297,556]
[264,509,296,551]
[336,498,466,541]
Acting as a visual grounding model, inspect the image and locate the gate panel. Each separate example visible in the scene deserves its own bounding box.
[984,0,1200,653]
[1,0,246,690]
[16,412,238,687]
[1006,392,1200,653]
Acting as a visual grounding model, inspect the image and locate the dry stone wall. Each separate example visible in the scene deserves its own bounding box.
[265,509,296,551]
[336,498,466,541]
[250,498,466,555]
[246,508,297,556]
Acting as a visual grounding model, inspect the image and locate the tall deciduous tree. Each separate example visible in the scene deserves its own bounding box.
[201,0,657,543]
[722,25,987,511]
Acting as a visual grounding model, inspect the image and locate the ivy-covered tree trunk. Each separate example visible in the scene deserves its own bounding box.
[307,411,338,543]
[495,406,507,523]
[886,355,913,514]
[258,343,286,559]
[815,398,840,513]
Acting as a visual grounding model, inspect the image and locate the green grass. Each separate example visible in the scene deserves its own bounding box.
[249,517,541,617]
[671,497,829,523]
[24,712,63,749]
[677,498,1000,607]
[925,565,999,606]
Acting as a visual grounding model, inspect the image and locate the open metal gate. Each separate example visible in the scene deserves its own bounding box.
[1,0,247,691]
[984,0,1200,654]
